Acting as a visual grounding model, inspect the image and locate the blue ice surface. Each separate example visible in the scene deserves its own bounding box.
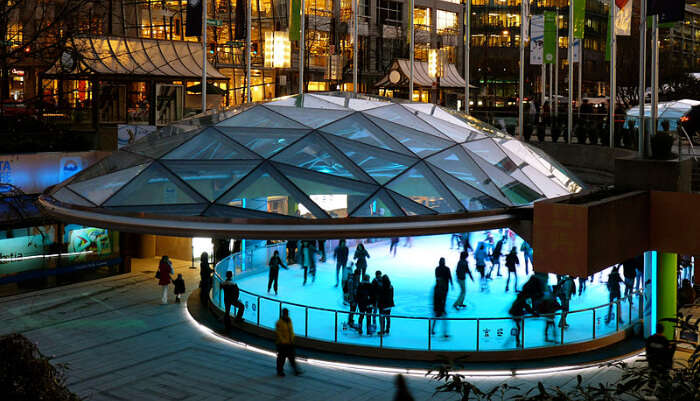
[232,234,640,352]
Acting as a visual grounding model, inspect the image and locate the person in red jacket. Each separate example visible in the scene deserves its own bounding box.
[157,255,174,304]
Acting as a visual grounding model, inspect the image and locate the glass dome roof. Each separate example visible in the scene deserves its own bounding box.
[49,93,583,220]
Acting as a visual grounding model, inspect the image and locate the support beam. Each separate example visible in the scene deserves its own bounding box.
[659,252,677,340]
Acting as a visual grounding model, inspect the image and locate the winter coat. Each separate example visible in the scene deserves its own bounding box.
[269,255,286,273]
[356,281,374,307]
[493,239,503,258]
[346,275,359,303]
[158,261,173,285]
[378,285,395,310]
[334,245,349,264]
[354,248,370,270]
[275,317,295,345]
[435,264,452,287]
[220,279,240,304]
[455,259,473,281]
[173,277,185,294]
[475,247,488,267]
[505,253,519,272]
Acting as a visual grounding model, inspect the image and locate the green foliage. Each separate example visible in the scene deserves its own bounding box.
[0,333,81,401]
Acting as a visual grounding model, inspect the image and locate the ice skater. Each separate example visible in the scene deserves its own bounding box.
[317,239,326,263]
[450,233,461,249]
[333,239,349,287]
[389,237,400,257]
[302,241,317,285]
[403,236,413,248]
[286,240,297,265]
[577,275,587,296]
[353,243,370,277]
[555,275,575,328]
[356,274,375,335]
[605,266,624,325]
[509,293,534,348]
[346,269,360,328]
[520,241,533,275]
[371,270,383,326]
[622,257,637,304]
[220,271,244,331]
[475,243,489,292]
[453,251,474,310]
[432,257,452,338]
[488,236,504,278]
[267,250,287,295]
[504,247,519,292]
[378,275,394,335]
[537,291,561,343]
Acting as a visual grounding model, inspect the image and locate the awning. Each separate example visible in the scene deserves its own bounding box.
[45,36,226,80]
[375,59,476,89]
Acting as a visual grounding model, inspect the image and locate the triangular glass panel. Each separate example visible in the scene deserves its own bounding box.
[465,150,542,205]
[217,127,310,158]
[427,146,510,205]
[275,164,379,218]
[266,106,353,128]
[299,94,350,109]
[415,111,476,142]
[71,151,151,183]
[69,163,150,205]
[124,127,203,159]
[205,204,297,219]
[324,134,417,184]
[386,163,462,213]
[433,107,472,128]
[402,103,436,115]
[307,94,347,108]
[463,139,518,173]
[429,166,508,211]
[321,113,411,154]
[366,115,453,157]
[386,189,437,216]
[510,168,548,196]
[103,162,206,206]
[216,105,307,128]
[216,165,321,219]
[106,203,208,216]
[364,104,449,138]
[52,187,95,207]
[520,166,569,198]
[271,133,372,182]
[351,189,404,217]
[161,160,259,202]
[162,128,259,160]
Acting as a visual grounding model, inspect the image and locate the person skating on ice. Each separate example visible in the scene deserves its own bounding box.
[356,274,375,335]
[453,251,474,310]
[371,270,383,327]
[475,243,489,292]
[378,275,394,335]
[605,265,624,325]
[346,268,360,328]
[520,241,533,275]
[488,235,504,278]
[389,237,400,257]
[504,247,520,292]
[333,239,349,287]
[267,250,287,295]
[509,292,535,348]
[353,243,370,277]
[432,257,452,338]
[555,274,576,328]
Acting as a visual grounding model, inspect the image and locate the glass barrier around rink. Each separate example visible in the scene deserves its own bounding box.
[211,256,644,353]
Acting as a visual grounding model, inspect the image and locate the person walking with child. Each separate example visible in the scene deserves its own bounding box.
[156,255,174,304]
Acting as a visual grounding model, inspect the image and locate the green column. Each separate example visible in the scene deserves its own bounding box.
[659,252,677,340]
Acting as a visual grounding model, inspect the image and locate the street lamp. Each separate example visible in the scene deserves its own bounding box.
[264,31,291,68]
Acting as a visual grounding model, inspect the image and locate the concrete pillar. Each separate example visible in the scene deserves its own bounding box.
[659,252,677,340]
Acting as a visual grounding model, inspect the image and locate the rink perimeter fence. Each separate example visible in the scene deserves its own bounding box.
[210,243,643,352]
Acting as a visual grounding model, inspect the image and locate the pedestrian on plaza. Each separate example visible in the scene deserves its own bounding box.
[475,243,489,292]
[199,252,212,305]
[317,239,326,263]
[389,237,400,257]
[371,270,383,327]
[378,275,395,335]
[356,274,375,335]
[488,236,504,278]
[605,266,624,325]
[555,275,576,328]
[509,292,534,348]
[275,308,302,377]
[432,258,452,338]
[346,268,360,328]
[173,273,186,304]
[267,250,287,295]
[220,271,244,331]
[353,243,370,277]
[623,257,637,301]
[505,247,520,292]
[334,239,349,287]
[645,323,675,388]
[156,255,174,305]
[520,241,533,275]
[453,251,474,310]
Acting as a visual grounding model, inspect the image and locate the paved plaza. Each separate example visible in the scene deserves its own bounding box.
[0,257,639,400]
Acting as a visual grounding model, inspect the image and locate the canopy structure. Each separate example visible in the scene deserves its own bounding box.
[626,99,700,131]
[375,59,476,89]
[45,36,226,80]
[40,92,583,237]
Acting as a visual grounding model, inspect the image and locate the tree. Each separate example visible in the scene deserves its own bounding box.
[0,0,98,104]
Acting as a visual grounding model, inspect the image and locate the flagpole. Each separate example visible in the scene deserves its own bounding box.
[541,63,545,112]
[465,0,470,114]
[651,15,658,138]
[609,0,616,148]
[518,0,525,139]
[353,0,358,93]
[410,0,414,100]
[246,0,251,103]
[554,7,559,121]
[578,45,582,118]
[549,63,552,118]
[299,0,305,96]
[202,0,207,111]
[567,1,573,144]
[638,0,647,156]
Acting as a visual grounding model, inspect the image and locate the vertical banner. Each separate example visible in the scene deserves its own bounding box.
[572,38,581,63]
[573,0,586,39]
[543,11,556,64]
[523,0,530,41]
[615,0,632,36]
[185,0,203,37]
[289,0,301,40]
[530,15,544,65]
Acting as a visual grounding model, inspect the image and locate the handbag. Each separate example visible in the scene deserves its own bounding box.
[155,269,161,279]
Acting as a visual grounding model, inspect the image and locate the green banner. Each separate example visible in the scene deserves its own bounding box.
[543,11,556,64]
[573,0,586,39]
[289,0,301,41]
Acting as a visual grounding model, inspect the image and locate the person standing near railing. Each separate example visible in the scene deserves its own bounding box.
[334,239,349,287]
[346,268,360,329]
[220,271,244,331]
[432,257,452,338]
[509,292,534,348]
[378,275,394,336]
[356,273,374,335]
[267,250,287,295]
[605,266,623,325]
[199,252,212,306]
[453,251,473,310]
[555,275,575,329]
[622,258,637,305]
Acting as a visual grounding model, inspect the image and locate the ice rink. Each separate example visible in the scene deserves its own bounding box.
[232,234,641,351]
